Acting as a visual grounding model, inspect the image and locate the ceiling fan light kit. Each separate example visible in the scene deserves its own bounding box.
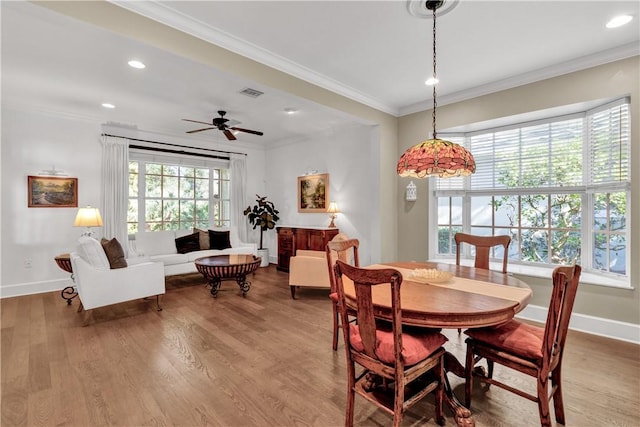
[183,110,263,141]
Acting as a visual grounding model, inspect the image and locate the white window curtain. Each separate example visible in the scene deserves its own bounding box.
[230,153,248,242]
[101,135,130,253]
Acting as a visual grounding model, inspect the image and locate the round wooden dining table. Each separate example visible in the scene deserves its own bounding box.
[340,261,532,427]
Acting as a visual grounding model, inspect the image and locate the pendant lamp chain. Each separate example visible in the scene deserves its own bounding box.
[431,4,438,139]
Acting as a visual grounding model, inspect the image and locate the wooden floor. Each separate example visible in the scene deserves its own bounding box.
[2,265,639,427]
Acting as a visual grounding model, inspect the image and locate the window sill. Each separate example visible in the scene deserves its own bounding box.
[428,258,633,290]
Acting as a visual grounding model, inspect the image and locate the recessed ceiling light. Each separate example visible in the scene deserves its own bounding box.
[284,108,298,115]
[425,77,439,86]
[128,60,146,69]
[606,15,633,29]
[101,103,115,109]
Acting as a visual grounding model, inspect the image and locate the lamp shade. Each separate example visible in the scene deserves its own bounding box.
[74,207,103,228]
[397,138,476,178]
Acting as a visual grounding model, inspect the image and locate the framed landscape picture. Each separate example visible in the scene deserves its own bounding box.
[28,176,78,208]
[298,173,329,213]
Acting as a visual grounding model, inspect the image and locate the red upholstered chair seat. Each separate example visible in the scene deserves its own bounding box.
[349,324,447,366]
[465,320,544,360]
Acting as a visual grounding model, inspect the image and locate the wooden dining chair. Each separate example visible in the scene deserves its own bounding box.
[326,236,359,351]
[455,233,512,333]
[454,232,511,274]
[463,264,582,427]
[334,260,446,427]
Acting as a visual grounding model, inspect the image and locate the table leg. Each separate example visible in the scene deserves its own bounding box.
[209,278,222,298]
[443,351,474,427]
[235,274,251,297]
[61,285,78,305]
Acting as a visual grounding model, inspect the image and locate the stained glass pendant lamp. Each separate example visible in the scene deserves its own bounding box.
[397,0,475,178]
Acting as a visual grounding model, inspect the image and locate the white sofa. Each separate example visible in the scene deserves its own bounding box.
[128,229,257,276]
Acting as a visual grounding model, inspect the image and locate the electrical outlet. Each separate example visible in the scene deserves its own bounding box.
[24,259,32,269]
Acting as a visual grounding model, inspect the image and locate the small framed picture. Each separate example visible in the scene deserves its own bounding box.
[298,173,329,213]
[28,176,78,208]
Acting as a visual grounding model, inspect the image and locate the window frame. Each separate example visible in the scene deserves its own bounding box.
[128,150,231,233]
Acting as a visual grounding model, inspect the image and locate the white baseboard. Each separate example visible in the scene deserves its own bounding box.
[2,280,638,344]
[0,278,70,299]
[517,304,640,344]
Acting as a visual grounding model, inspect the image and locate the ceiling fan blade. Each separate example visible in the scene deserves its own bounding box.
[186,127,215,134]
[182,118,212,125]
[230,127,263,136]
[224,130,237,140]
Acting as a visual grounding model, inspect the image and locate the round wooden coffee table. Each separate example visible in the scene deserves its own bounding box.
[194,254,261,298]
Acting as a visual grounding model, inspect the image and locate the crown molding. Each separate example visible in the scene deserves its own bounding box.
[399,42,640,116]
[110,2,638,119]
[109,1,398,116]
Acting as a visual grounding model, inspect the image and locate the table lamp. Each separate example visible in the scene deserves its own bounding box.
[327,201,340,228]
[73,206,103,237]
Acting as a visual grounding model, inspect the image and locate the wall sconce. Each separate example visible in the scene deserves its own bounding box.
[327,201,340,228]
[73,206,103,237]
[406,181,417,201]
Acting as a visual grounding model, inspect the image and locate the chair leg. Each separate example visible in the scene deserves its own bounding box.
[290,286,297,299]
[458,328,461,334]
[435,359,445,426]
[487,360,494,380]
[155,295,163,311]
[81,308,93,327]
[551,367,566,425]
[332,302,340,351]
[393,376,405,427]
[345,362,356,427]
[464,343,475,408]
[537,371,552,427]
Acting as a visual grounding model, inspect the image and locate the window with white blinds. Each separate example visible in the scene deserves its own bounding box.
[433,97,630,284]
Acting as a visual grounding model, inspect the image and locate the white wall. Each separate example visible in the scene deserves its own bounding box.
[1,107,267,297]
[264,124,378,266]
[1,108,103,295]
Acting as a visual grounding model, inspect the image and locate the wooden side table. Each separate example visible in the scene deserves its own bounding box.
[54,253,78,305]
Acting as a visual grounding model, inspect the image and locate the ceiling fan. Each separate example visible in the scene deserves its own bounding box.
[182,110,263,141]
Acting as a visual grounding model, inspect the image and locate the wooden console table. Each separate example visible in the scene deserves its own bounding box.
[276,226,339,272]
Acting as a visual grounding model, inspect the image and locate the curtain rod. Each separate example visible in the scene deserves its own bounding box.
[101,133,247,157]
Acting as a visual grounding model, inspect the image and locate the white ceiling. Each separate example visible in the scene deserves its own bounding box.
[2,1,639,148]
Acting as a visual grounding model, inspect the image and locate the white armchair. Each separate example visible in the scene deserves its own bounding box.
[70,252,165,322]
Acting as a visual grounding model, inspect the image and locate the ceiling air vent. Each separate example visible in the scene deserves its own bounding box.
[239,87,264,98]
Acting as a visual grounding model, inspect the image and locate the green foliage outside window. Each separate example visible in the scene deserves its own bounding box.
[128,161,229,234]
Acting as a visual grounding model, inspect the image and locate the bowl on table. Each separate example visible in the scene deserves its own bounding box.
[409,268,453,284]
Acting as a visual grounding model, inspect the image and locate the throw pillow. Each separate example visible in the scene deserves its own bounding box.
[175,232,201,254]
[76,236,110,270]
[193,228,210,250]
[100,238,128,269]
[208,229,231,250]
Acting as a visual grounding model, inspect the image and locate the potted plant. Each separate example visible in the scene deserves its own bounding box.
[244,195,280,267]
